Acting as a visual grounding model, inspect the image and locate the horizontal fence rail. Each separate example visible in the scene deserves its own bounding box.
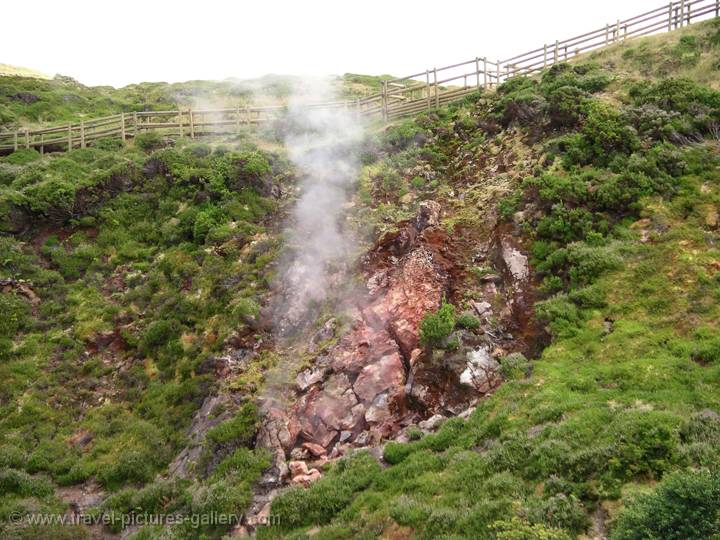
[0,0,718,154]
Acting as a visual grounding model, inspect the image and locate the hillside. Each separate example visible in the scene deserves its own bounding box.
[0,64,51,80]
[1,16,720,540]
[0,73,387,127]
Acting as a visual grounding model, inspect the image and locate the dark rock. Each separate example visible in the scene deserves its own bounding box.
[10,92,39,104]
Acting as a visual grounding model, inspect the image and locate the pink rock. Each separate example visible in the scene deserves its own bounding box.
[353,353,405,404]
[302,442,327,458]
[291,468,322,486]
[288,460,309,477]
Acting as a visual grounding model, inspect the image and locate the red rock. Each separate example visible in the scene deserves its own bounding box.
[301,442,327,458]
[283,201,459,454]
[353,353,405,403]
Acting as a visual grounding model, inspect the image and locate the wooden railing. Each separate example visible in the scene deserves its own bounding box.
[1,0,718,154]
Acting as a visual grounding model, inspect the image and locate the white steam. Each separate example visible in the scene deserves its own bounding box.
[276,78,364,333]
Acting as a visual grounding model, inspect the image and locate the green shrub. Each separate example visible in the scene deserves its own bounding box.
[499,353,531,380]
[239,151,271,178]
[492,517,573,540]
[384,120,424,150]
[579,101,640,166]
[528,493,589,534]
[142,319,179,351]
[134,131,164,152]
[206,403,259,449]
[96,449,156,488]
[456,312,481,330]
[535,294,582,337]
[0,468,54,497]
[608,410,682,481]
[419,301,456,348]
[0,293,30,338]
[1,148,41,165]
[611,470,720,540]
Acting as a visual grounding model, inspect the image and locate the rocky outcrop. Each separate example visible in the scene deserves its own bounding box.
[269,201,452,456]
[259,202,539,464]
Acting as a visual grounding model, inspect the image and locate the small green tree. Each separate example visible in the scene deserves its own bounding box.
[419,300,456,349]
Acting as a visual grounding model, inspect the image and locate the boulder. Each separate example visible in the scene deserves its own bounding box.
[459,347,501,392]
[288,461,309,477]
[354,353,405,403]
[295,366,328,391]
[418,414,445,431]
[500,237,529,282]
[291,468,322,486]
[301,442,327,458]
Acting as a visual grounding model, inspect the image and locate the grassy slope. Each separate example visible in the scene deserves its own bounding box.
[0,133,290,539]
[0,64,50,80]
[0,73,389,128]
[258,18,720,540]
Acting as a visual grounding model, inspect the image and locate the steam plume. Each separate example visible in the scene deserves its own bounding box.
[275,78,364,334]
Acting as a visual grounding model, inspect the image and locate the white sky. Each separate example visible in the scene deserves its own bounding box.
[3,0,665,87]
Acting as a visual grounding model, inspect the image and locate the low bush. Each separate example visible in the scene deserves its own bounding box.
[134,131,164,152]
[419,301,456,348]
[611,469,720,540]
[456,312,481,330]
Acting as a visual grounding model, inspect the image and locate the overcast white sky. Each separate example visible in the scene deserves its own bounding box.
[3,0,665,87]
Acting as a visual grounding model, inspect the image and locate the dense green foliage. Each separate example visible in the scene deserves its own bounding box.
[0,133,287,538]
[612,469,720,539]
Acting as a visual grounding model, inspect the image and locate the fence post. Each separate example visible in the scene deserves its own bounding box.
[120,113,126,143]
[495,59,500,85]
[235,105,241,131]
[382,80,388,120]
[716,0,719,18]
[80,121,86,149]
[433,68,439,108]
[668,2,673,30]
[680,0,685,25]
[40,134,44,155]
[686,0,691,23]
[24,128,29,150]
[483,58,488,88]
[543,44,547,67]
[13,131,18,152]
[189,109,195,138]
[475,57,480,90]
[133,112,138,137]
[605,23,609,45]
[67,125,72,151]
[615,19,620,42]
[553,41,558,64]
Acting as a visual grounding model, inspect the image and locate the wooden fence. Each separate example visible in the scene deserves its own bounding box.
[0,0,718,155]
